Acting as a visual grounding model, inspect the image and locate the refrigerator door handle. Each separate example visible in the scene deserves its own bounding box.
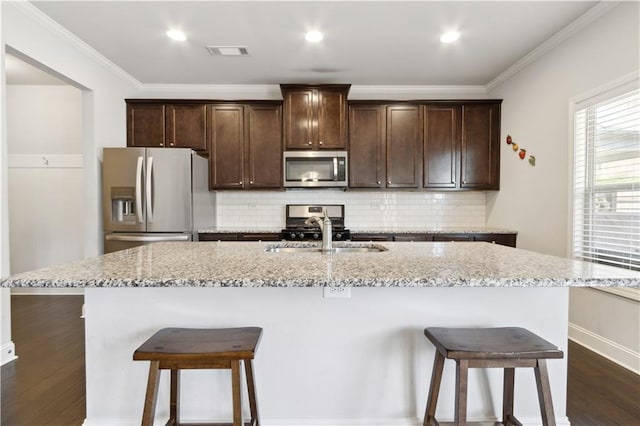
[104,234,191,242]
[146,156,154,223]
[135,156,144,224]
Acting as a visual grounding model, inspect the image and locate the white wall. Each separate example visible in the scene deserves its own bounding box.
[7,86,85,283]
[0,0,17,366]
[0,2,138,350]
[486,2,640,371]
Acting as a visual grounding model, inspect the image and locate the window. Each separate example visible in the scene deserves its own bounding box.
[573,86,640,271]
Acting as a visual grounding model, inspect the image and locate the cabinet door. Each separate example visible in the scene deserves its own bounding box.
[127,104,165,147]
[424,105,461,189]
[461,103,501,189]
[208,105,245,189]
[386,105,422,188]
[245,104,283,189]
[166,104,206,151]
[284,90,314,149]
[317,90,347,149]
[349,105,385,188]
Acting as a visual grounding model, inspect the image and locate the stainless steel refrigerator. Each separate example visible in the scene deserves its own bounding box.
[102,147,211,253]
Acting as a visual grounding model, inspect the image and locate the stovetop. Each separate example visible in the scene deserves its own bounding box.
[281,204,350,241]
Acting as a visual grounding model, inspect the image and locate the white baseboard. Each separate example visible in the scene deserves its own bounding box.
[82,416,570,426]
[569,322,640,375]
[1,341,17,365]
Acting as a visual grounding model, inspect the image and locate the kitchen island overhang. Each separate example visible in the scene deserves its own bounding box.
[1,242,637,426]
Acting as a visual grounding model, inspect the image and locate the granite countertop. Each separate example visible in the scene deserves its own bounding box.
[2,241,637,288]
[198,227,517,234]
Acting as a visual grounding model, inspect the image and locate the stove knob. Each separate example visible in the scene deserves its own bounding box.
[298,232,305,239]
[312,233,320,240]
[289,232,297,240]
[335,233,342,240]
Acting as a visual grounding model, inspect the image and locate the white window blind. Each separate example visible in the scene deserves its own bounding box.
[573,87,640,271]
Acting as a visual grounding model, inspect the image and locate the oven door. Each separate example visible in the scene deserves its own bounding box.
[283,151,348,187]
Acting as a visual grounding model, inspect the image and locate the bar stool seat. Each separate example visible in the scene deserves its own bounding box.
[133,327,262,426]
[423,327,563,426]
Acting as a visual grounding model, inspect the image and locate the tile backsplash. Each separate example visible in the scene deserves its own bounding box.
[213,191,486,230]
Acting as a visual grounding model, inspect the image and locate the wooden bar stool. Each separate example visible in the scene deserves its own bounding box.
[133,327,262,426]
[423,327,563,426]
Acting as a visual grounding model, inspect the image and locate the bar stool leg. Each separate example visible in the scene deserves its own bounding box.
[231,360,243,426]
[167,369,180,426]
[245,359,260,426]
[502,367,515,426]
[142,360,161,426]
[423,351,445,426]
[534,359,556,426]
[454,359,469,426]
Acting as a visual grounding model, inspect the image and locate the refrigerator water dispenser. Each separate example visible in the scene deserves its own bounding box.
[111,187,137,223]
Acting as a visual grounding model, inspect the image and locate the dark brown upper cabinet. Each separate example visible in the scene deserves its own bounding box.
[349,100,501,191]
[461,103,501,190]
[281,84,350,150]
[386,105,423,188]
[126,101,206,151]
[208,104,245,189]
[127,103,165,147]
[349,104,422,189]
[208,102,282,190]
[245,104,283,189]
[165,104,206,150]
[348,104,386,188]
[423,105,461,189]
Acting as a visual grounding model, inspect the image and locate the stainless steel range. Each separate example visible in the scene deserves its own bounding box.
[281,204,351,241]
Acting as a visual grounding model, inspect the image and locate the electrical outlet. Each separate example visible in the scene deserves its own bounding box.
[323,287,351,298]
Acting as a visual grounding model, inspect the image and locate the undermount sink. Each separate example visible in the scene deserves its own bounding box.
[265,243,388,253]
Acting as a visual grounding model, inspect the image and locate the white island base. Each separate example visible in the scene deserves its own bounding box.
[83,286,569,426]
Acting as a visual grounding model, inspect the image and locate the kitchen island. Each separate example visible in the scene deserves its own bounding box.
[2,242,638,426]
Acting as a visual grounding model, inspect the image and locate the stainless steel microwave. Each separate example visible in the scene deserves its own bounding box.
[283,151,348,188]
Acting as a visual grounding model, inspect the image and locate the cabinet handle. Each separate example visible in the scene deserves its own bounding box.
[160,142,164,146]
[452,179,456,184]
[239,181,243,185]
[308,141,312,145]
[250,181,253,184]
[169,142,174,147]
[319,141,323,145]
[377,180,381,185]
[463,180,467,184]
[387,180,391,185]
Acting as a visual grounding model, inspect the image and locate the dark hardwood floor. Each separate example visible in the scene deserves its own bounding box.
[1,296,639,425]
[1,295,85,426]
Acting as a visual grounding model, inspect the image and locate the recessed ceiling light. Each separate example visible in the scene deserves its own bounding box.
[167,30,187,42]
[440,31,460,44]
[305,31,323,43]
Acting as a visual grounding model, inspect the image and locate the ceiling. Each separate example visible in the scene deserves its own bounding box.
[24,1,598,86]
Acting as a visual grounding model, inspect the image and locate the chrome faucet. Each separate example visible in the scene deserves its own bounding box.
[305,208,333,253]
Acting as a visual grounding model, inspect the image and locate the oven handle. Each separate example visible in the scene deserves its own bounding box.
[333,157,338,181]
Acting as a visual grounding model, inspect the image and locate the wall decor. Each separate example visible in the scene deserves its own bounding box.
[506,134,536,166]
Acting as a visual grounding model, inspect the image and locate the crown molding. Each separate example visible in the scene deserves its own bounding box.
[486,1,621,92]
[11,1,141,89]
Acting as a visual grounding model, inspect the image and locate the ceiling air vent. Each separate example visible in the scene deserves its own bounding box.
[206,46,250,57]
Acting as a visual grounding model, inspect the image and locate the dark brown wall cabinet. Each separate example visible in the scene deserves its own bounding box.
[461,103,501,189]
[348,104,422,189]
[281,84,350,150]
[208,103,282,190]
[349,101,501,191]
[126,101,207,151]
